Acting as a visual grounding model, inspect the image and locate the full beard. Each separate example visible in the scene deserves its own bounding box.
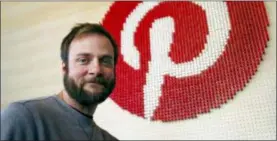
[63,73,115,106]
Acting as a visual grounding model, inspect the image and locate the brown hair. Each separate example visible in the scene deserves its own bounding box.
[60,23,118,66]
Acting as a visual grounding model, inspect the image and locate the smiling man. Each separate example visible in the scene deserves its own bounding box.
[1,23,118,140]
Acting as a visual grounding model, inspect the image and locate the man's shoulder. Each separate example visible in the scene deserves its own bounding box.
[0,97,50,133]
[1,95,59,140]
[101,129,118,141]
[1,95,58,117]
[94,124,118,140]
[18,95,58,108]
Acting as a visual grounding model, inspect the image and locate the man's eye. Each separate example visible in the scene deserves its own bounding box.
[77,58,89,64]
[101,58,114,66]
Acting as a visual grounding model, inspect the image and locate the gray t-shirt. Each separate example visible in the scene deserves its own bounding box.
[1,95,118,140]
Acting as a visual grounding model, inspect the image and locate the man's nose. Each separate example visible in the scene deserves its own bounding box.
[88,59,101,76]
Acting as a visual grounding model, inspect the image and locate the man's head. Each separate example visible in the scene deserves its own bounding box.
[60,23,118,106]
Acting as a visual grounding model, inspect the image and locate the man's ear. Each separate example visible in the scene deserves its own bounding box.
[62,62,68,74]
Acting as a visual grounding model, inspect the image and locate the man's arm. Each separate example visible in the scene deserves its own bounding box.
[1,102,37,140]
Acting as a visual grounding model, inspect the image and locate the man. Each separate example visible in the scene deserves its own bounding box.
[1,23,118,140]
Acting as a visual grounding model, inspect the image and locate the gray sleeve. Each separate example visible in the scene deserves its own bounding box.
[101,130,118,141]
[99,127,118,141]
[92,124,118,140]
[1,102,37,140]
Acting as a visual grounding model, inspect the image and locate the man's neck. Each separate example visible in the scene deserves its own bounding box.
[58,90,97,117]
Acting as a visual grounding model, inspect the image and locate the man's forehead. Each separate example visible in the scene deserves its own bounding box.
[71,33,110,45]
[69,34,114,57]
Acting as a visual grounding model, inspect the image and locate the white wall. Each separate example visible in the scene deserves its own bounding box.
[1,2,276,140]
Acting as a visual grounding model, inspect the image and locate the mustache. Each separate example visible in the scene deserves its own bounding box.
[84,77,107,86]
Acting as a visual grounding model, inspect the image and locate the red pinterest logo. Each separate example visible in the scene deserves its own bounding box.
[102,1,269,122]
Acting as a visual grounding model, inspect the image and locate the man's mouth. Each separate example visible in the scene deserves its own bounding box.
[86,82,104,88]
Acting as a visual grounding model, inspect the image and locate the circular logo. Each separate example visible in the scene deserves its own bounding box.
[102,1,269,122]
